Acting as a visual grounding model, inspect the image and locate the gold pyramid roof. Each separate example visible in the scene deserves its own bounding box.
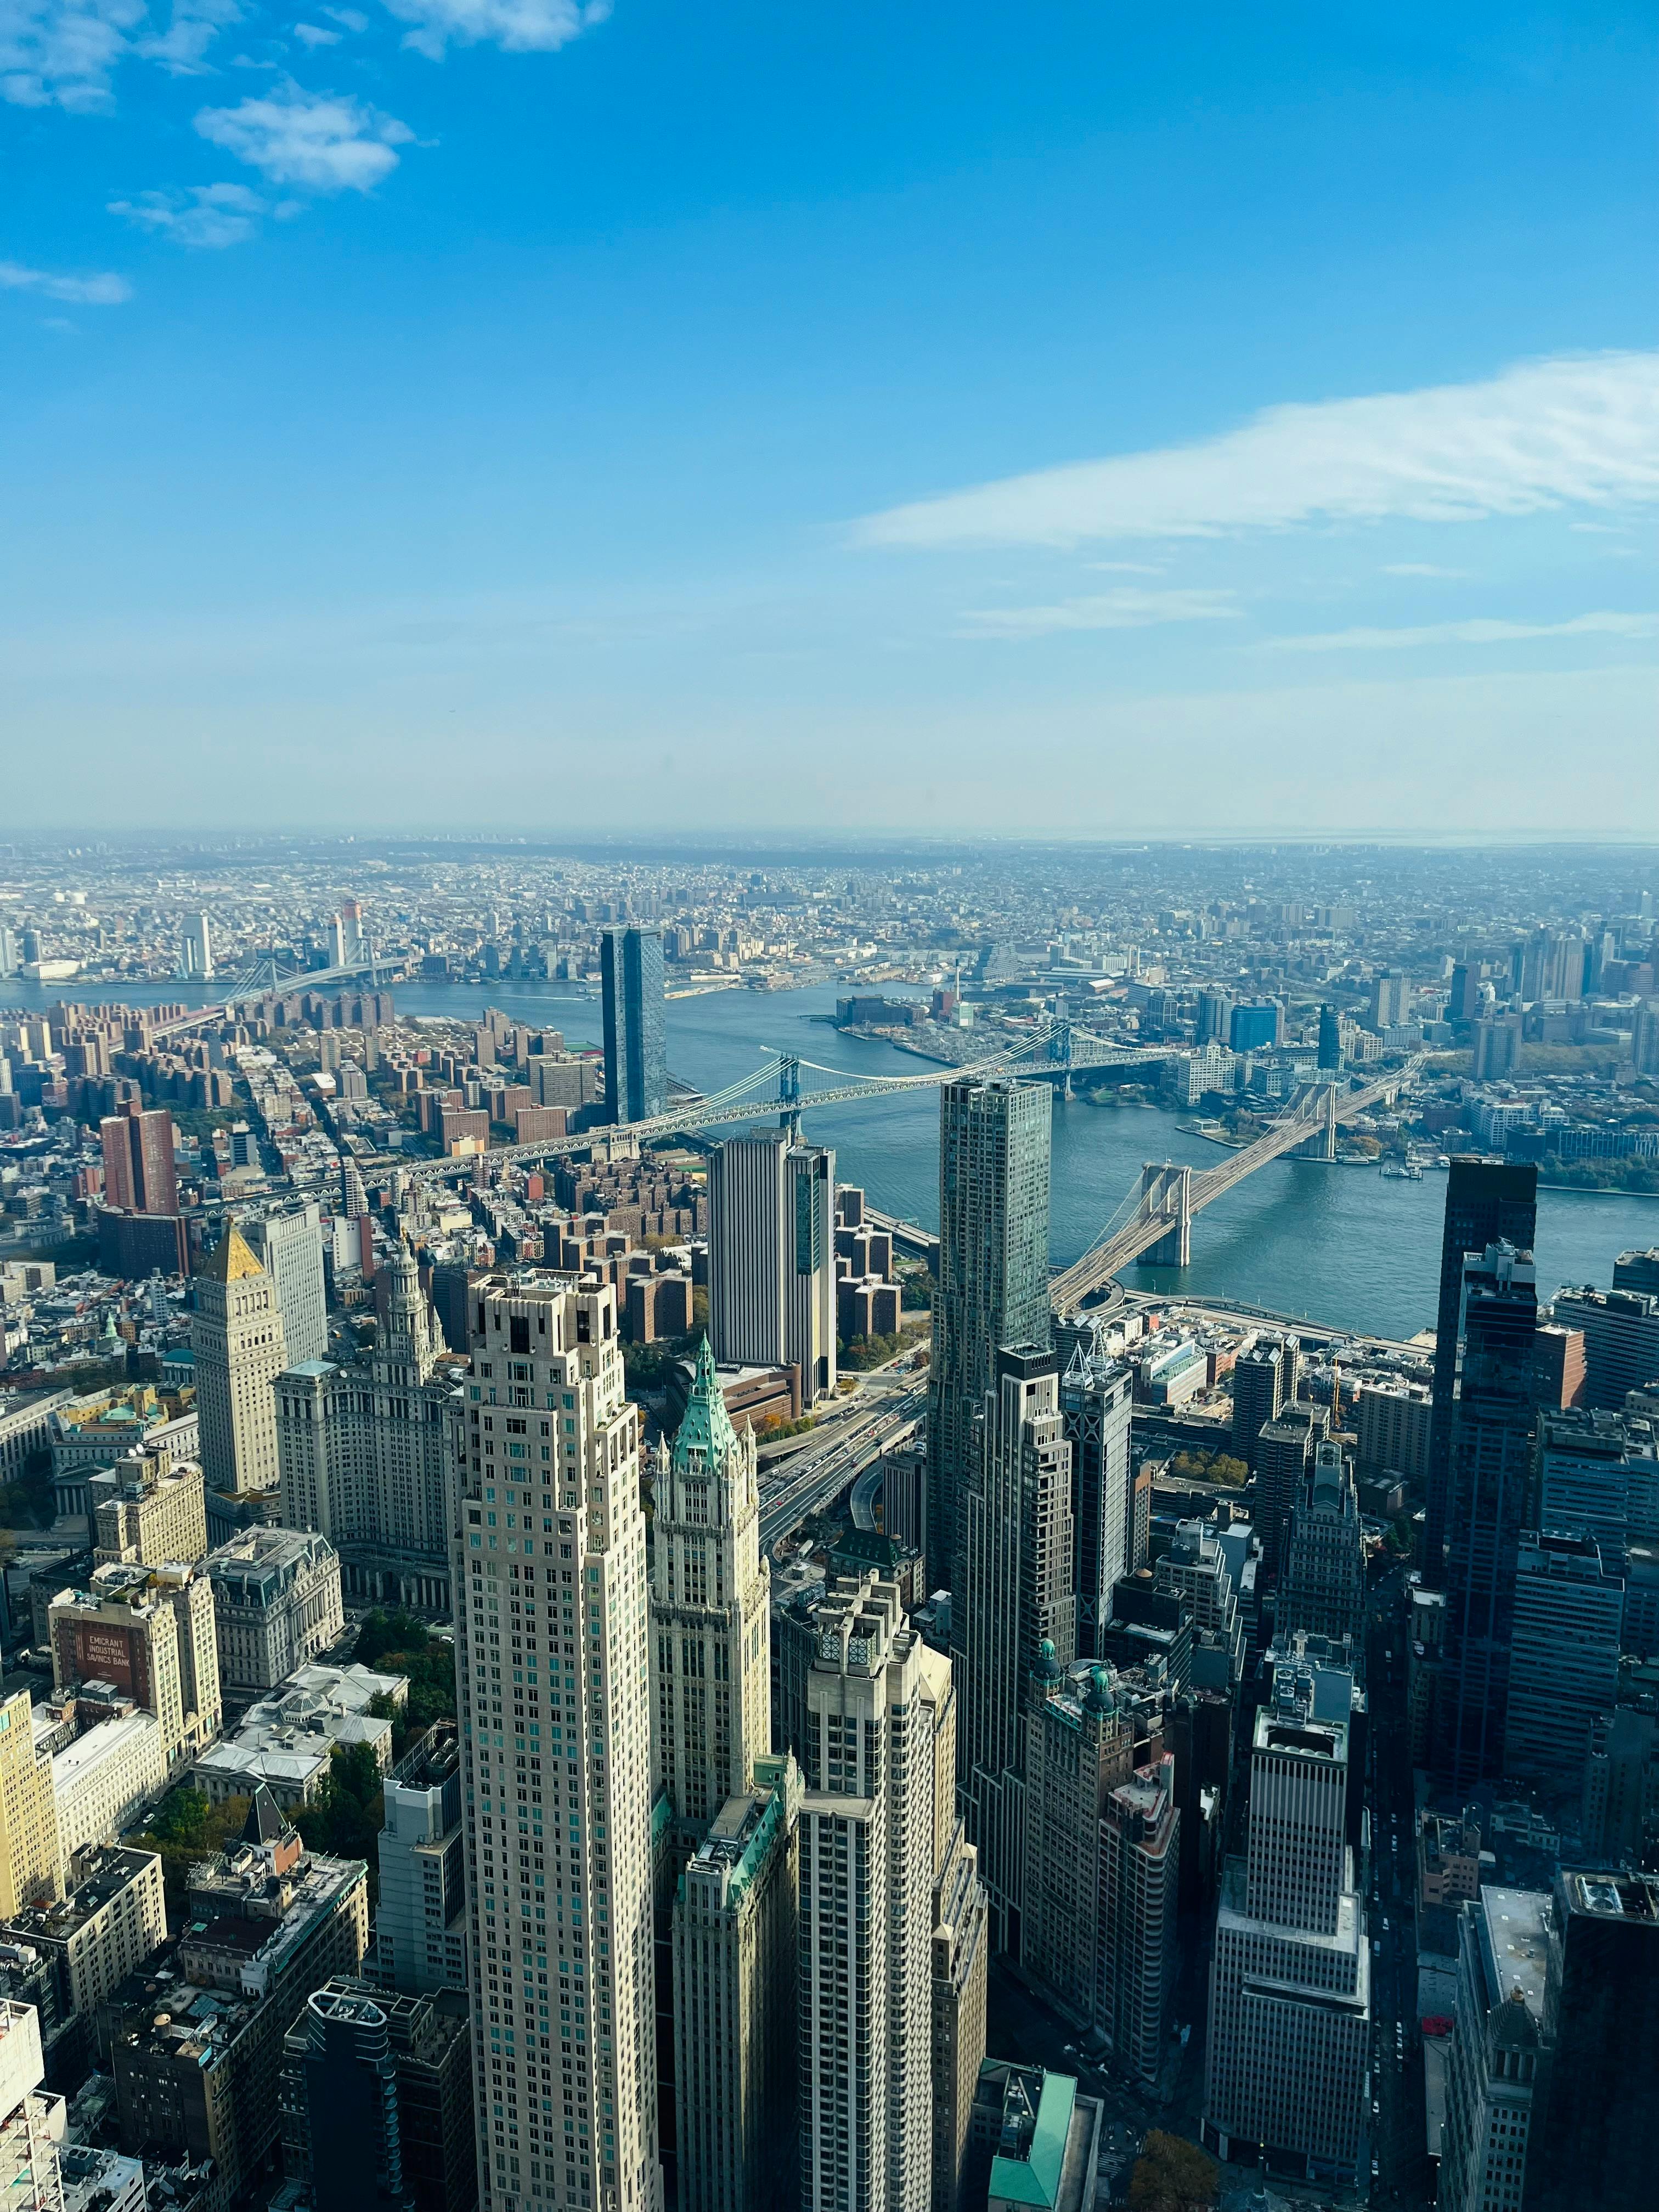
[200,1223,265,1283]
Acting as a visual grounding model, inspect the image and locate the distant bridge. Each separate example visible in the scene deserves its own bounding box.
[1046,1057,1425,1310]
[149,952,390,1039]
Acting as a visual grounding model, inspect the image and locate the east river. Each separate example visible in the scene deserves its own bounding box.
[10,975,1657,1343]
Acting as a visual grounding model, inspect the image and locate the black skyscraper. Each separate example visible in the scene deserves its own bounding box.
[1425,1156,1537,1581]
[1439,1242,1537,1791]
[600,926,667,1125]
[1527,1869,1659,2212]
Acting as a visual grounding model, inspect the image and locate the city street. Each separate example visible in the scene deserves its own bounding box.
[1366,1567,1431,2208]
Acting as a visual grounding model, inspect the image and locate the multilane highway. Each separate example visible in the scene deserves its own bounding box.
[758,1379,925,1550]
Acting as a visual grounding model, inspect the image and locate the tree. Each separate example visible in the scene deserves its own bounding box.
[133,1786,253,1916]
[1127,2131,1218,2212]
[293,1741,385,1880]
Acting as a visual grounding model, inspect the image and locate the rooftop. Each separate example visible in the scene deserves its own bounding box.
[1477,1887,1551,2017]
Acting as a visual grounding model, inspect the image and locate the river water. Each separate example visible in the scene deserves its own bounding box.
[10,975,1656,1342]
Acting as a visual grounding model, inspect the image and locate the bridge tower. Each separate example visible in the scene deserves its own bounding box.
[1293,1081,1340,1161]
[777,1053,802,1141]
[1048,1017,1074,1100]
[1138,1161,1192,1267]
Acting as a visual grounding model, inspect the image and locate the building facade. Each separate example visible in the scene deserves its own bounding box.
[651,1338,770,1842]
[242,1203,328,1368]
[276,1240,460,1612]
[375,1725,469,1997]
[1439,1887,1550,2212]
[191,1225,289,1500]
[452,1274,661,2212]
[928,1078,1052,1591]
[203,1528,344,1698]
[671,1758,800,2212]
[954,1348,1074,1954]
[1204,1659,1370,2182]
[1441,1244,1538,1790]
[601,929,667,1126]
[797,1576,943,2212]
[1278,1442,1365,1646]
[707,1133,838,1405]
[1057,1348,1135,1658]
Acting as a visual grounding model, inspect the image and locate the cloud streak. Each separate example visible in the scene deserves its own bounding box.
[1267,611,1659,653]
[381,0,607,60]
[855,351,1659,550]
[195,82,413,190]
[0,256,132,302]
[109,179,280,246]
[963,588,1242,639]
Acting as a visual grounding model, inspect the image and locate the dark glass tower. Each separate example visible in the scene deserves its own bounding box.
[1440,1241,1537,1790]
[1528,1869,1659,2212]
[927,1076,1051,1589]
[1425,1156,1537,1581]
[601,926,667,1125]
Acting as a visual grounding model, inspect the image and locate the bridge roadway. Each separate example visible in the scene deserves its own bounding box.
[1047,1057,1423,1311]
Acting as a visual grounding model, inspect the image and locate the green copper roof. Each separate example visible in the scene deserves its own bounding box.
[672,1335,740,1474]
[989,2072,1075,2210]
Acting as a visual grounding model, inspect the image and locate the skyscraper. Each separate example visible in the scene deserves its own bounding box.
[180,913,213,979]
[672,1756,801,2212]
[1426,1159,1537,1581]
[1441,1243,1538,1792]
[797,1576,944,2212]
[1204,1656,1370,2179]
[601,929,667,1126]
[191,1223,289,1500]
[1526,1869,1659,2212]
[0,1690,59,1916]
[1231,1332,1300,1478]
[1548,1285,1659,1410]
[100,1108,179,1218]
[954,1347,1073,1953]
[651,1339,770,1840]
[1500,1530,1623,1788]
[1316,1005,1342,1071]
[453,1274,659,2212]
[242,1203,328,1367]
[928,1078,1051,1589]
[1439,1887,1550,2212]
[1057,1346,1134,1658]
[1278,1440,1365,1645]
[707,1133,838,1403]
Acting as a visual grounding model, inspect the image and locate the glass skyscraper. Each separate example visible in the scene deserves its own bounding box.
[601,927,667,1125]
[926,1075,1051,1590]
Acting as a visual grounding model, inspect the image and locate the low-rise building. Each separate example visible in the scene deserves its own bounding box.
[191,1662,405,1808]
[965,2064,1101,2212]
[106,1791,369,2212]
[51,1713,167,1866]
[0,1849,165,2030]
[1419,1810,1483,1912]
[203,1528,343,1699]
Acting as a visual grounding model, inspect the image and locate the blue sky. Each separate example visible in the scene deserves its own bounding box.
[4,1,1656,833]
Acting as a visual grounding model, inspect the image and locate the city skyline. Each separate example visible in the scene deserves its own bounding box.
[5,5,1656,832]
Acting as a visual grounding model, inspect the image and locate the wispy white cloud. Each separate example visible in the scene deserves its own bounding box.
[292,19,340,42]
[1267,611,1659,653]
[195,81,413,190]
[134,0,239,74]
[963,587,1242,640]
[0,0,145,109]
[0,256,132,302]
[1382,562,1468,578]
[856,351,1659,550]
[322,4,366,21]
[109,179,281,246]
[0,0,238,106]
[381,0,607,61]
[1087,559,1166,575]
